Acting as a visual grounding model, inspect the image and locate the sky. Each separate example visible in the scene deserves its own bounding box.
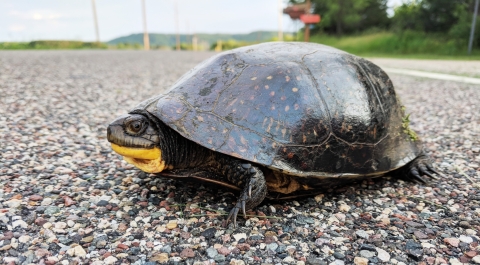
[0,0,405,42]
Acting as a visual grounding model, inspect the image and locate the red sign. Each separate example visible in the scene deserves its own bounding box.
[283,4,307,20]
[300,14,321,24]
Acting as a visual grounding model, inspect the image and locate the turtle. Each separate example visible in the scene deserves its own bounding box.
[107,42,441,226]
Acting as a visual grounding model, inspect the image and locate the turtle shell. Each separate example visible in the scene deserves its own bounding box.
[134,42,422,178]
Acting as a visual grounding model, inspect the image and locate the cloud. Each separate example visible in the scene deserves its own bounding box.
[9,9,64,21]
[8,24,26,32]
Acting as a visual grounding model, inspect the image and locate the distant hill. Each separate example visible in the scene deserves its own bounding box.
[108,31,280,47]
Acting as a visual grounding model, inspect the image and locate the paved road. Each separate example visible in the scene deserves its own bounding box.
[369,58,480,78]
[0,51,479,264]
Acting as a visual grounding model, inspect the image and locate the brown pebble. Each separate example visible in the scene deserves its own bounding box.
[217,246,231,255]
[118,223,128,232]
[151,253,169,263]
[35,248,50,257]
[180,248,195,258]
[414,230,429,239]
[159,200,170,210]
[459,255,471,263]
[102,252,111,258]
[63,196,76,207]
[236,243,250,251]
[257,211,267,219]
[465,251,477,258]
[425,256,435,265]
[117,243,129,250]
[29,194,43,201]
[0,231,13,240]
[264,236,275,244]
[166,222,177,229]
[444,238,460,247]
[35,217,48,227]
[138,201,148,207]
[131,242,140,247]
[265,231,277,237]
[11,194,22,200]
[221,234,231,243]
[180,231,191,239]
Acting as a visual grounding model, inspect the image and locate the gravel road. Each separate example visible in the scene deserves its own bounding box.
[1,50,479,265]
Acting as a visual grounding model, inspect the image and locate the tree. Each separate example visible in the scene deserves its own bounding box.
[391,0,476,33]
[288,0,390,36]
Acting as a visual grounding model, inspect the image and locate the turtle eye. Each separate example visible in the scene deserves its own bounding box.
[125,117,148,135]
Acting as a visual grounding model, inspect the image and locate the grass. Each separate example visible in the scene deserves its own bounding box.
[309,31,480,60]
[2,33,480,60]
[0,40,107,50]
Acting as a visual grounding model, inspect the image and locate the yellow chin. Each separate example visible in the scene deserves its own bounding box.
[110,143,166,173]
[123,156,166,173]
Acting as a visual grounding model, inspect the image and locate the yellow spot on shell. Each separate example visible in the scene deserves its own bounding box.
[296,76,302,80]
[197,116,204,122]
[267,76,272,80]
[285,105,290,112]
[285,76,290,82]
[251,77,257,80]
[270,91,275,96]
[292,87,299,92]
[265,85,269,89]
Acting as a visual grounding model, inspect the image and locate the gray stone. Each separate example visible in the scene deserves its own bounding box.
[355,230,369,239]
[206,247,218,259]
[359,250,375,258]
[267,242,279,251]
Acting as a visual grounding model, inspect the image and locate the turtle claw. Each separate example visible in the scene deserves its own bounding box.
[406,155,442,183]
[226,207,239,227]
[225,169,267,227]
[410,167,427,183]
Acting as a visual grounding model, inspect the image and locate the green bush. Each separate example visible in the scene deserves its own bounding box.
[310,31,479,56]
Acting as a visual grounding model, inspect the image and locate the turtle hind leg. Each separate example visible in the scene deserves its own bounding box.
[402,153,443,183]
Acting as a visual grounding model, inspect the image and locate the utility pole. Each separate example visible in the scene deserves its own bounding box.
[142,0,150,50]
[468,0,479,55]
[278,0,283,41]
[175,0,180,51]
[304,0,311,42]
[91,0,100,43]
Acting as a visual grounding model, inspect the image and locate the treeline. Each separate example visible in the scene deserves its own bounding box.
[290,0,480,53]
[0,41,107,50]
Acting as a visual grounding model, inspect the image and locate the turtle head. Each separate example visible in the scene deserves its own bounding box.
[107,113,167,173]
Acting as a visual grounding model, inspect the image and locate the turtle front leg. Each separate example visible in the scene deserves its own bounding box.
[210,156,267,227]
[225,164,267,227]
